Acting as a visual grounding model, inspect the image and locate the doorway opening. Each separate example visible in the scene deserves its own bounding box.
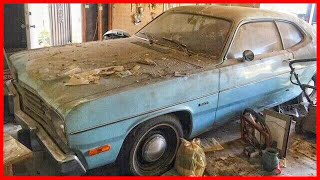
[25,3,82,49]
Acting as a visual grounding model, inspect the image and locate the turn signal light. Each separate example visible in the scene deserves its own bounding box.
[88,145,111,156]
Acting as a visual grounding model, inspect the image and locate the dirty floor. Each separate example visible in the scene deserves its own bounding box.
[4,120,316,176]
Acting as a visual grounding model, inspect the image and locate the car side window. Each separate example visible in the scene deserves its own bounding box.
[227,21,283,59]
[276,21,303,49]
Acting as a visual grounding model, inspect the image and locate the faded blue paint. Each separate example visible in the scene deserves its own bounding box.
[66,69,221,169]
[68,93,219,169]
[8,6,317,171]
[67,61,315,169]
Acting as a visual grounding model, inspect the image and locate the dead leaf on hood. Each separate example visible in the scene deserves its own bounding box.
[116,70,132,78]
[174,72,187,77]
[132,65,141,71]
[112,66,125,72]
[99,66,124,76]
[78,69,101,77]
[99,70,115,76]
[63,67,82,76]
[64,65,126,85]
[87,75,100,84]
[137,58,157,66]
[65,75,90,86]
[131,65,141,75]
[65,74,100,86]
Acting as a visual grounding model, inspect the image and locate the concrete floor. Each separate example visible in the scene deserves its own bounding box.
[5,119,316,176]
[199,121,316,176]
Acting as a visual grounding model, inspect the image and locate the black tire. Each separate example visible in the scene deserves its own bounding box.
[17,129,32,149]
[118,114,183,176]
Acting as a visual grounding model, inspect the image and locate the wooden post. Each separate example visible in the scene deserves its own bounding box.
[81,4,87,42]
[107,4,112,31]
[98,4,104,41]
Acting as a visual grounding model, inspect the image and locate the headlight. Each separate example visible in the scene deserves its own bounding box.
[51,111,67,144]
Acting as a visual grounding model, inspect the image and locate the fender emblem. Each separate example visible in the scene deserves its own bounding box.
[198,101,209,107]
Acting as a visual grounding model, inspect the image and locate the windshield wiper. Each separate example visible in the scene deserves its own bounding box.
[162,37,194,56]
[140,32,155,45]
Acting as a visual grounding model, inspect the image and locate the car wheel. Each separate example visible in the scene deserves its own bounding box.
[119,114,183,176]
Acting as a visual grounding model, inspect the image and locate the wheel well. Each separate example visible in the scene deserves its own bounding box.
[117,111,193,164]
[171,111,192,138]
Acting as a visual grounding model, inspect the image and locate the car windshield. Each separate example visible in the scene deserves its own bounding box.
[136,12,232,58]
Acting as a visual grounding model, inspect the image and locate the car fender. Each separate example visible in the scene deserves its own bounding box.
[124,104,194,140]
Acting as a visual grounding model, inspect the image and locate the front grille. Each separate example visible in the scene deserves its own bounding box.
[19,86,70,153]
[21,88,53,128]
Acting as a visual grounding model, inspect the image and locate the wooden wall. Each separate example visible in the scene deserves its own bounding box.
[110,3,260,35]
[111,4,164,35]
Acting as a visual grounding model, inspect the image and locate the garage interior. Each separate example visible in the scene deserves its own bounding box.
[4,3,317,176]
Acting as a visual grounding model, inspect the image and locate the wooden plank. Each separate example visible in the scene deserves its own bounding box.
[289,138,316,161]
[4,134,13,142]
[4,134,32,176]
[264,109,291,158]
[4,164,13,176]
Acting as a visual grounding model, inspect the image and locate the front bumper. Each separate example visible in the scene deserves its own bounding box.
[6,80,86,175]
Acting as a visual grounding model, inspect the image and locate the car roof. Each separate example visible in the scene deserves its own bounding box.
[167,5,300,23]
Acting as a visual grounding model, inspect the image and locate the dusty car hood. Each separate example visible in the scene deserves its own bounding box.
[9,37,213,117]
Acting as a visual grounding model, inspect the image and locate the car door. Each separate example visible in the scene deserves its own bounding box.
[275,21,316,86]
[214,20,294,126]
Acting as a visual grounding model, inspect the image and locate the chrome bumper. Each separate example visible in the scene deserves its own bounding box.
[6,80,86,175]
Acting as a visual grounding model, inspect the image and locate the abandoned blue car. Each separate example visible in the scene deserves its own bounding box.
[6,5,316,175]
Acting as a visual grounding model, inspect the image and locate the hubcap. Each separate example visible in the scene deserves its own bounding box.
[142,134,167,162]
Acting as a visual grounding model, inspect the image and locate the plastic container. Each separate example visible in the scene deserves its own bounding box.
[262,148,279,172]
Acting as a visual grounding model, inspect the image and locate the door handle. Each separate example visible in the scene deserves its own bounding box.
[30,25,36,28]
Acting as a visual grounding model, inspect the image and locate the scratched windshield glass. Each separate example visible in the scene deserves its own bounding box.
[136,12,231,58]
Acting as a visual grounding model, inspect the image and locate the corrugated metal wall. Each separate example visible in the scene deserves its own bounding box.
[49,4,72,46]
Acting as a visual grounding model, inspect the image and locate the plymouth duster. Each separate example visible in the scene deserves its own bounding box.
[6,5,316,175]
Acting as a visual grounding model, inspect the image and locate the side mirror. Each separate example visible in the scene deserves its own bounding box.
[242,50,254,61]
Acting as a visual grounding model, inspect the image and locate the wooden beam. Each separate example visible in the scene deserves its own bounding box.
[253,3,260,8]
[81,4,87,42]
[98,4,104,41]
[107,4,113,30]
